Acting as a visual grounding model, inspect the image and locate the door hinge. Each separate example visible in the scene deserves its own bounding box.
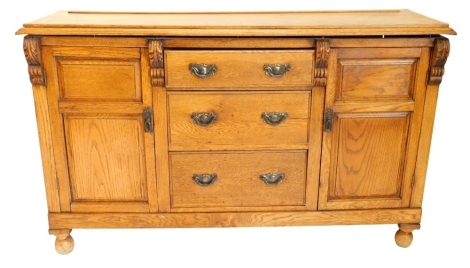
[324,108,334,132]
[144,108,154,132]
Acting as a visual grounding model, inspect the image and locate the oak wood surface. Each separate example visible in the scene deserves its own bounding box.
[165,50,313,88]
[42,43,159,213]
[167,92,310,149]
[16,10,455,36]
[57,59,142,101]
[319,44,429,210]
[170,151,307,209]
[47,208,422,229]
[24,36,61,212]
[18,9,454,252]
[338,59,416,100]
[64,115,148,202]
[42,46,73,212]
[305,87,325,210]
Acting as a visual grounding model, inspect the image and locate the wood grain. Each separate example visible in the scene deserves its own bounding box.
[65,115,148,202]
[170,151,306,208]
[52,46,140,58]
[31,80,60,212]
[48,208,422,229]
[17,10,456,36]
[319,44,428,210]
[329,38,434,48]
[411,84,439,208]
[139,48,159,212]
[57,58,142,101]
[41,36,147,47]
[168,92,310,148]
[164,38,313,48]
[331,113,410,199]
[42,46,72,211]
[70,202,150,213]
[338,59,417,100]
[305,87,325,210]
[165,50,313,88]
[170,151,307,208]
[154,88,171,212]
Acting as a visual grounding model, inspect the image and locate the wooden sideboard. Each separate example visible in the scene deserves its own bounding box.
[16,10,455,254]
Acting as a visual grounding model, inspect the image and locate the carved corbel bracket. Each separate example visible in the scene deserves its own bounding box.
[314,39,330,86]
[428,37,450,85]
[149,39,165,87]
[23,36,46,86]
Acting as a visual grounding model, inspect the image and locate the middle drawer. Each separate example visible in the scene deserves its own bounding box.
[167,92,311,151]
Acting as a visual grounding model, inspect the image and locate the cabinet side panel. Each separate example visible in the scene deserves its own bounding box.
[42,46,72,212]
[30,53,61,212]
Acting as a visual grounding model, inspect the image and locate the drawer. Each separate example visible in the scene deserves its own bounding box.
[165,50,313,88]
[167,92,310,150]
[170,151,307,208]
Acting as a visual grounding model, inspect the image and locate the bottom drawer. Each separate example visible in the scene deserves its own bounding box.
[170,151,307,209]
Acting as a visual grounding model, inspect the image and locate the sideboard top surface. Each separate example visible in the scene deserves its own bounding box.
[16,9,456,36]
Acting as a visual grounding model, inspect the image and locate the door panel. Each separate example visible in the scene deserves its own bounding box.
[318,47,428,210]
[65,115,147,202]
[42,41,158,212]
[330,113,409,200]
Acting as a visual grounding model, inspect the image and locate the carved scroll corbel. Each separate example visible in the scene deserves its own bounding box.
[428,37,450,85]
[314,39,330,86]
[149,39,165,87]
[23,36,46,86]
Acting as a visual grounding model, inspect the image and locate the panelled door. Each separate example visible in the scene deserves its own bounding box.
[42,39,158,212]
[318,46,430,210]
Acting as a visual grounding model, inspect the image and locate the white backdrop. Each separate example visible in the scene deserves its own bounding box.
[0,1,468,267]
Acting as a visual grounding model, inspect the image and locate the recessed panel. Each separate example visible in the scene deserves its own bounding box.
[58,59,142,101]
[338,59,416,100]
[331,113,410,200]
[65,115,147,202]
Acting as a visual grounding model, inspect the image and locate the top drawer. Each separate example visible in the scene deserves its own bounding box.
[165,50,314,89]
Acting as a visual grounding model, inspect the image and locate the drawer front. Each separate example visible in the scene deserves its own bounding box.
[170,151,307,208]
[168,92,310,150]
[165,50,313,88]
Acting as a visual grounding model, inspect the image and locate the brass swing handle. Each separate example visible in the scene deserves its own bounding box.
[260,173,285,186]
[263,63,290,77]
[191,112,217,126]
[193,174,218,186]
[262,112,288,126]
[189,63,217,79]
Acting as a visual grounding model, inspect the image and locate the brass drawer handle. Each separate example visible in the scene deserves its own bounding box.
[260,173,285,185]
[191,112,217,126]
[189,63,217,79]
[262,112,288,126]
[193,174,218,186]
[263,63,290,77]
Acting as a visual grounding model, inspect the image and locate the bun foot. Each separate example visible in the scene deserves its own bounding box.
[395,223,420,248]
[49,229,74,254]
